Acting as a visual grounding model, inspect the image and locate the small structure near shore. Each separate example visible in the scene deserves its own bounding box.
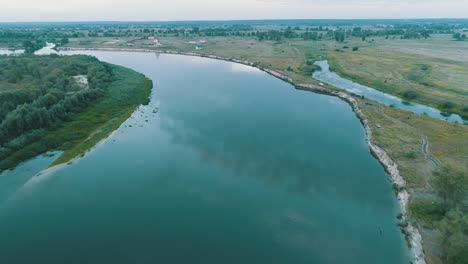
[148,36,161,47]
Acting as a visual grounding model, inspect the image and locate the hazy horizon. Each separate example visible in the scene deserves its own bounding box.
[2,0,468,22]
[1,18,468,24]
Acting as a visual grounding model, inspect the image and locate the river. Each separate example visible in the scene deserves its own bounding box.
[0,51,409,263]
[313,60,467,124]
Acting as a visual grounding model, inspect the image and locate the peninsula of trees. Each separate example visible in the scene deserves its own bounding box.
[0,54,152,170]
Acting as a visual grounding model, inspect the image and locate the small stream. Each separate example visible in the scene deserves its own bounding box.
[313,60,467,124]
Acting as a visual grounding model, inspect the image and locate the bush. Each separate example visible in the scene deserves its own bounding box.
[409,200,446,227]
[403,90,419,100]
[396,213,403,220]
[404,151,417,159]
[441,101,455,110]
[392,183,404,194]
[352,47,359,51]
[420,64,430,71]
[300,64,321,75]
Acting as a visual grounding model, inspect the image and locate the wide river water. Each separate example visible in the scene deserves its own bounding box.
[0,51,409,263]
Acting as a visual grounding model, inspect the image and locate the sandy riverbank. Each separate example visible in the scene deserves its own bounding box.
[59,46,425,264]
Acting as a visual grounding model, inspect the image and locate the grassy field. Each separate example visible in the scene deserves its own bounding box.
[359,99,468,263]
[327,35,468,117]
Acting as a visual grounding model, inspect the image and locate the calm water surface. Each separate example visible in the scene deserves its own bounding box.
[0,51,409,263]
[313,60,466,124]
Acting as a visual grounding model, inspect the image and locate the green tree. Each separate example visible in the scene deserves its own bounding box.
[432,165,467,207]
[438,209,468,264]
[421,30,430,39]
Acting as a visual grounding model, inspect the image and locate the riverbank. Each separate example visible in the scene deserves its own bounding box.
[313,60,467,124]
[0,57,152,171]
[49,64,152,167]
[59,46,425,263]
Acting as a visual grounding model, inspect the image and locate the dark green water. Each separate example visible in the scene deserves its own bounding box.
[0,51,408,264]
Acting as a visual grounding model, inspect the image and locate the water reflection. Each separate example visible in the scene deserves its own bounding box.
[154,58,395,209]
[0,51,408,264]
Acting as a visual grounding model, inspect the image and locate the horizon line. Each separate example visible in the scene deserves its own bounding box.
[1,17,468,24]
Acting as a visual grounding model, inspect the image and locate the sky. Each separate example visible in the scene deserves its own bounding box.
[2,0,468,22]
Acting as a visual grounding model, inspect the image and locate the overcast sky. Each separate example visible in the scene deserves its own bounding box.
[2,0,468,22]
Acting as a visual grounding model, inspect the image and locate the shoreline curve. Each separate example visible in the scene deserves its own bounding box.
[59,46,425,264]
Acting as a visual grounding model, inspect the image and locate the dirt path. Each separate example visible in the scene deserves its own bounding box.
[377,106,441,169]
[421,134,441,168]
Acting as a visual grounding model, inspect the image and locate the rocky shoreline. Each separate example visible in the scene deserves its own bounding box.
[59,46,426,263]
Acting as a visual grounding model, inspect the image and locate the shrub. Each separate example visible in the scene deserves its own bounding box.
[441,101,455,110]
[404,151,417,159]
[420,64,430,71]
[409,200,446,227]
[392,183,404,194]
[352,47,359,51]
[403,90,419,100]
[300,64,321,75]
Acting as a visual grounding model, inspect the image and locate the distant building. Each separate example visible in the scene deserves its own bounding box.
[199,38,207,44]
[153,38,161,47]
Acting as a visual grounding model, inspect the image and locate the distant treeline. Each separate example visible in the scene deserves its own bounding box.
[2,20,467,48]
[81,25,448,41]
[0,55,113,169]
[0,30,70,53]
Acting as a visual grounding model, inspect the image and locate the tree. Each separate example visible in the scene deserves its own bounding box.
[421,30,430,39]
[190,27,200,34]
[61,37,69,45]
[453,33,467,41]
[333,30,345,42]
[284,27,294,38]
[438,209,468,264]
[432,165,467,207]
